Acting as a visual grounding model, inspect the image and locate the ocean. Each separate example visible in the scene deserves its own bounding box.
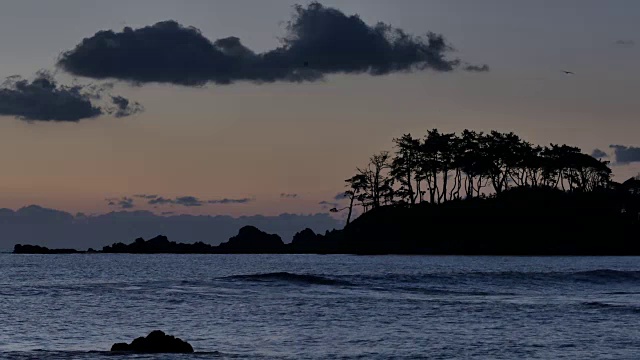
[1,254,640,359]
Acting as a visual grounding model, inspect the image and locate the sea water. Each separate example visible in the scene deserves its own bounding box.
[1,254,640,359]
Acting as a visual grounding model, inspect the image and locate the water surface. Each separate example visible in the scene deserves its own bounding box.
[1,254,640,359]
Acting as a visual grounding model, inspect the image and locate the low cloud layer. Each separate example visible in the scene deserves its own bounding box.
[0,71,143,122]
[610,145,640,164]
[57,2,487,86]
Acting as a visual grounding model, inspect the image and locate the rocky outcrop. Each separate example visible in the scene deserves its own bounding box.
[101,235,215,253]
[110,330,194,353]
[216,225,284,253]
[13,244,79,254]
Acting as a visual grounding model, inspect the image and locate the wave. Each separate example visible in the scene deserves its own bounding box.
[567,269,640,282]
[351,269,640,284]
[395,286,516,296]
[581,301,640,313]
[224,272,352,286]
[223,269,640,289]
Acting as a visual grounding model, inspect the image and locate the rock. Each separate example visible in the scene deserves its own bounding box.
[110,342,130,352]
[110,330,194,353]
[217,225,285,253]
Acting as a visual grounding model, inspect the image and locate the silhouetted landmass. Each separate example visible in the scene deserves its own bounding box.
[110,330,193,353]
[12,129,640,255]
[13,244,80,254]
[336,186,640,255]
[0,207,339,250]
[102,235,214,254]
[12,186,640,255]
[13,183,640,256]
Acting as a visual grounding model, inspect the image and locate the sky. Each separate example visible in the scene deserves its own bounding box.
[1,0,640,218]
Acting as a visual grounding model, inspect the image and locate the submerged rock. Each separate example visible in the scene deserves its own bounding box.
[110,330,194,353]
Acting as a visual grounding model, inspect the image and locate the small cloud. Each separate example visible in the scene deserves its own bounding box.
[106,196,135,209]
[175,196,204,207]
[109,95,144,117]
[148,196,174,205]
[609,144,640,164]
[208,197,254,204]
[463,64,490,72]
[146,194,254,207]
[280,193,298,199]
[591,149,608,158]
[133,194,158,199]
[148,196,202,207]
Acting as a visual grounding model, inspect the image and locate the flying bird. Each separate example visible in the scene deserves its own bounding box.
[562,70,575,75]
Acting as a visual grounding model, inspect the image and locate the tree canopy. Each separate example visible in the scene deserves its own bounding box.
[341,129,612,220]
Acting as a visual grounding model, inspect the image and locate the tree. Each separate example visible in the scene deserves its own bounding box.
[367,151,393,209]
[391,134,421,205]
[348,151,393,211]
[458,130,487,198]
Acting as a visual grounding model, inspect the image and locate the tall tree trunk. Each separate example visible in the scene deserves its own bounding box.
[346,195,355,226]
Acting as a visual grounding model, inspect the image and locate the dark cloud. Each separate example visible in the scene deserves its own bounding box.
[208,197,254,204]
[280,193,298,199]
[133,194,158,199]
[610,145,640,164]
[591,149,608,158]
[464,64,490,72]
[0,71,143,122]
[175,196,204,207]
[146,195,254,206]
[106,196,135,209]
[57,2,487,86]
[148,196,175,206]
[110,95,144,117]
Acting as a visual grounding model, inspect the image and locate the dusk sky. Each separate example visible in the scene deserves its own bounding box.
[1,0,639,217]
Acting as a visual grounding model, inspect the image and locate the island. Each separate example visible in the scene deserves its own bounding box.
[13,128,640,255]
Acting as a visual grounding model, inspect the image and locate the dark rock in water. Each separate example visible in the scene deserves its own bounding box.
[110,330,194,353]
[110,342,131,352]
